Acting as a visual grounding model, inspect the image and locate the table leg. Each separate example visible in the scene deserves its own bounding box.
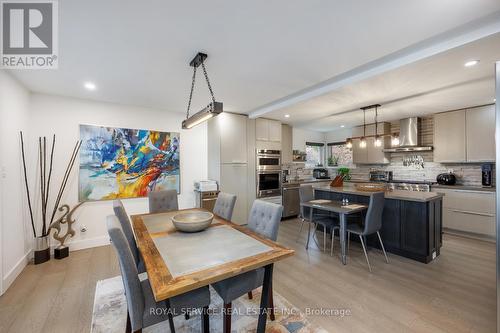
[306,208,313,249]
[340,214,347,265]
[257,264,274,333]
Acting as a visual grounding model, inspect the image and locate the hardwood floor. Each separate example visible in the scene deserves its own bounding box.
[0,218,495,332]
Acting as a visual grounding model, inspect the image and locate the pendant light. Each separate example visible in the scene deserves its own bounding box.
[391,133,400,146]
[346,138,353,149]
[182,52,223,129]
[374,105,382,147]
[359,109,367,148]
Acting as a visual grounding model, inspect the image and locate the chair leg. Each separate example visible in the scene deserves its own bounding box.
[359,235,372,272]
[223,302,232,333]
[248,291,253,299]
[296,218,305,242]
[330,228,335,256]
[202,306,209,333]
[305,221,311,249]
[377,231,389,264]
[269,283,276,321]
[323,224,327,252]
[311,223,321,249]
[347,231,350,253]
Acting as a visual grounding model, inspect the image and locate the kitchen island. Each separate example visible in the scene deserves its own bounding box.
[313,185,444,263]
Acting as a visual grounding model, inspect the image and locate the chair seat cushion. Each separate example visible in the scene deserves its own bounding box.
[212,269,264,304]
[314,216,340,228]
[346,222,364,235]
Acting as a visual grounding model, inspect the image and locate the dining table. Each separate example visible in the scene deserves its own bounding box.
[131,208,294,333]
[300,199,368,265]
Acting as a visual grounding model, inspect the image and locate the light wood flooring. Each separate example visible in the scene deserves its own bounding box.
[0,218,496,333]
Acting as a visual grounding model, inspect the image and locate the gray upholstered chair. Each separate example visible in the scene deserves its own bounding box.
[346,191,389,272]
[212,200,283,333]
[213,192,237,221]
[106,215,210,333]
[148,189,179,213]
[113,200,145,274]
[298,185,339,252]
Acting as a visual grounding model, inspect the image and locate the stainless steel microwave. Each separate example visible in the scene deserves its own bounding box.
[256,149,281,171]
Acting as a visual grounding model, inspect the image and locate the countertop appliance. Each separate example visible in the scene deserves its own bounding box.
[369,170,393,182]
[256,149,281,171]
[436,173,456,185]
[194,180,218,192]
[313,168,329,179]
[194,189,220,212]
[282,186,299,218]
[482,164,493,187]
[257,170,282,198]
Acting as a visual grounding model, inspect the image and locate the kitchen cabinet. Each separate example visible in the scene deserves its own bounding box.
[466,105,495,162]
[256,118,281,142]
[281,124,293,164]
[220,164,248,225]
[219,113,248,164]
[351,123,390,164]
[434,110,467,162]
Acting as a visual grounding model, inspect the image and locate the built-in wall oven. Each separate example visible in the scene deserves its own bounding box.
[256,149,281,171]
[257,171,282,198]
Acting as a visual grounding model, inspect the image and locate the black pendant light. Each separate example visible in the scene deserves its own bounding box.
[374,104,382,147]
[182,52,223,129]
[359,109,367,148]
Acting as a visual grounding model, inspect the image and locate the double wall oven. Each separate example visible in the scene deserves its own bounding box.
[256,150,281,198]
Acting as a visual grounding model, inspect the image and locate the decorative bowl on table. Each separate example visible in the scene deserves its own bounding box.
[171,211,214,232]
[354,183,387,192]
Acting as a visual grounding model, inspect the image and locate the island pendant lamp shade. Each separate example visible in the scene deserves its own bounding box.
[182,101,223,129]
[182,52,223,129]
[359,137,367,148]
[346,138,353,148]
[374,136,382,147]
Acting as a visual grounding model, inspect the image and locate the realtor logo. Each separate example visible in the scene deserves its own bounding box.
[1,0,58,69]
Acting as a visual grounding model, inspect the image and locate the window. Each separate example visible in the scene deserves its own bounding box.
[305,142,325,168]
[326,142,353,167]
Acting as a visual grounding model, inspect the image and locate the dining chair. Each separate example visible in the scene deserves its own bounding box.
[148,189,179,213]
[113,200,145,274]
[346,191,389,272]
[106,215,211,333]
[211,200,283,333]
[298,185,339,252]
[212,192,237,221]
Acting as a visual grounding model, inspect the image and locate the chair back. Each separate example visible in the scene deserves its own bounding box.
[106,215,144,331]
[247,200,283,241]
[362,192,385,235]
[148,189,179,213]
[113,200,140,266]
[213,192,237,221]
[299,185,314,219]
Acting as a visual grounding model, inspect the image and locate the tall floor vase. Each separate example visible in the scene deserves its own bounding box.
[34,235,50,265]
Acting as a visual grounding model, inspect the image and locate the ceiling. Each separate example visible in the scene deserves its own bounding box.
[7,0,500,122]
[271,32,500,131]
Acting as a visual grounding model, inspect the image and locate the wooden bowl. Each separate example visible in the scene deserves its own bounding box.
[171,212,214,232]
[355,183,386,192]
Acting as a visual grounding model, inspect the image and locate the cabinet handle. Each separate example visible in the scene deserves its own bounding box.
[452,190,494,195]
[451,209,494,217]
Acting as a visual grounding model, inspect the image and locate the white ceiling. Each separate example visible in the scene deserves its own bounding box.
[7,0,500,120]
[272,33,500,131]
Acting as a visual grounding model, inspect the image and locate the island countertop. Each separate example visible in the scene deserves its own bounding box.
[312,185,444,202]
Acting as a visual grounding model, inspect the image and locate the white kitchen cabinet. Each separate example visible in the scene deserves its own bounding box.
[367,137,391,164]
[255,118,281,142]
[352,139,367,164]
[219,113,248,164]
[220,164,248,225]
[466,105,495,162]
[433,110,466,163]
[351,123,390,164]
[281,124,293,164]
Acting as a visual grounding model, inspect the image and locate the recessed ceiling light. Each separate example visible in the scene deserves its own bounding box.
[340,125,345,128]
[84,81,97,91]
[284,114,290,118]
[464,60,479,67]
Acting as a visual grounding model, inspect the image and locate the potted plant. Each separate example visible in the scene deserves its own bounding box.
[337,167,351,180]
[328,156,339,166]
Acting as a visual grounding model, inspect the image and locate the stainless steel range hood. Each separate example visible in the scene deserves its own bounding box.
[383,117,433,153]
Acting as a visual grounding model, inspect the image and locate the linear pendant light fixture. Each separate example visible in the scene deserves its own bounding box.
[359,108,367,148]
[374,104,382,147]
[182,52,223,129]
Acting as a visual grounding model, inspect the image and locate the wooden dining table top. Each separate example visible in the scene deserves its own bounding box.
[131,208,295,302]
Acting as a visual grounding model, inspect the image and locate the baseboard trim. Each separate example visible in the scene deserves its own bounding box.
[2,252,29,294]
[65,236,111,252]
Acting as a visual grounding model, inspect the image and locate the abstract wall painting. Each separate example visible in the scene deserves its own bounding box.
[79,124,180,201]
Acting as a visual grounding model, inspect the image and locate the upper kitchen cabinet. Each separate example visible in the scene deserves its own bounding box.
[351,123,390,164]
[256,118,281,142]
[281,124,293,164]
[209,112,248,164]
[434,110,466,163]
[466,105,495,162]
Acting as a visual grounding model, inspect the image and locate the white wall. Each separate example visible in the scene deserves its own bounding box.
[292,128,325,151]
[0,86,208,294]
[0,70,32,293]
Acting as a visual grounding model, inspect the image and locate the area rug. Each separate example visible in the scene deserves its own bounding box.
[91,276,327,333]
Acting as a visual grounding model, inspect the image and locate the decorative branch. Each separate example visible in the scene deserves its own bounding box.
[20,132,36,238]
